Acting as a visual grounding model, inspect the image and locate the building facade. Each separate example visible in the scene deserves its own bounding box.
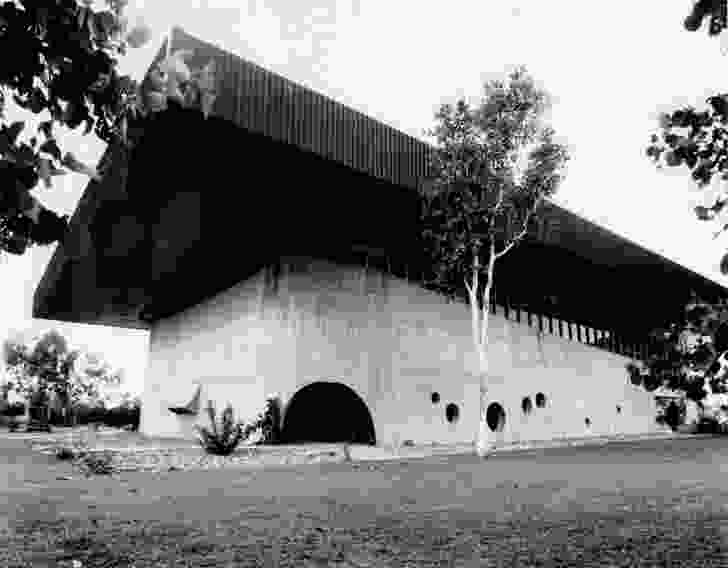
[33,28,727,448]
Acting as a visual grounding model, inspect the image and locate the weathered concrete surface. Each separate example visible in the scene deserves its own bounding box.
[141,257,674,448]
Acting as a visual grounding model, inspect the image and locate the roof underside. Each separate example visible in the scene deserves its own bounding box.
[33,27,727,335]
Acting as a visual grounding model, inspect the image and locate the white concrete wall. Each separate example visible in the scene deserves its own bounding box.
[140,257,669,446]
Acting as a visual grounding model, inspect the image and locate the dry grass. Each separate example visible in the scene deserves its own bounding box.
[2,436,728,566]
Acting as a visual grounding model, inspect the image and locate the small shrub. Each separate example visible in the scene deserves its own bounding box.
[55,446,76,461]
[252,396,281,445]
[696,416,727,434]
[194,401,244,456]
[71,402,107,426]
[79,451,115,475]
[238,396,282,445]
[103,402,140,431]
[2,402,26,417]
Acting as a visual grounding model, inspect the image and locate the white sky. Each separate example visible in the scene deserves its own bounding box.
[4,0,728,395]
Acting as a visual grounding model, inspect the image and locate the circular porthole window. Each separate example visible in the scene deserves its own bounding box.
[521,396,533,415]
[535,392,547,408]
[486,402,506,432]
[431,392,441,404]
[445,403,460,423]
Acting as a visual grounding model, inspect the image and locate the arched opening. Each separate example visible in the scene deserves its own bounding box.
[280,381,376,445]
[521,396,533,415]
[535,392,547,408]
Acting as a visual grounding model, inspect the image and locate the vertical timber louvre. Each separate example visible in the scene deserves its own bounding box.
[310,89,320,155]
[263,70,273,139]
[271,74,283,142]
[281,78,291,145]
[334,101,342,164]
[321,96,330,158]
[250,65,261,134]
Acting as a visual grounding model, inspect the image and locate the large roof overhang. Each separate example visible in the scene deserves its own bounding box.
[33,27,728,332]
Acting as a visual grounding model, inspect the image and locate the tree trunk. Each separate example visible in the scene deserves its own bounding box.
[471,246,498,458]
[475,280,494,457]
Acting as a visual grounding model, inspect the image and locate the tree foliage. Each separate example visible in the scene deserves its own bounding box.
[1,329,122,406]
[629,296,728,404]
[421,66,569,300]
[0,1,218,257]
[0,0,151,255]
[421,67,569,456]
[646,96,728,250]
[683,0,727,36]
[646,1,728,272]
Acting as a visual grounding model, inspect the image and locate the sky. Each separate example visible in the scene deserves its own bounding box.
[4,0,728,396]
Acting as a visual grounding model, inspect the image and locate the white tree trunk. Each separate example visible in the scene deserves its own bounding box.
[469,248,497,458]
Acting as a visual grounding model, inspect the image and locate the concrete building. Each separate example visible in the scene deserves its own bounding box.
[33,28,728,448]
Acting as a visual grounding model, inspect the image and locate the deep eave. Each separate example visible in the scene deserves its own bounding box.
[32,27,728,332]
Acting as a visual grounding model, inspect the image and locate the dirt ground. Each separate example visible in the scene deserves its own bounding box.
[2,435,728,566]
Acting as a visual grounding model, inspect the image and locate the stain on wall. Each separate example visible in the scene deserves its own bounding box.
[141,256,669,446]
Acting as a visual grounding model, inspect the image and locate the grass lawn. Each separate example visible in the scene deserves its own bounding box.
[2,434,728,566]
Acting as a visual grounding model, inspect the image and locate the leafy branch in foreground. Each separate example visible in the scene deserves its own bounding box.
[629,296,728,404]
[646,95,728,273]
[0,1,218,256]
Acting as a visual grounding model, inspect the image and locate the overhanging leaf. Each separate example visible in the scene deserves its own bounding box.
[62,152,100,180]
[39,139,61,161]
[695,205,712,220]
[4,121,24,146]
[37,121,53,140]
[721,251,728,275]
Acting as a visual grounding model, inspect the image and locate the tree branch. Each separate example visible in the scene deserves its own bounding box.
[464,276,473,296]
[494,196,541,260]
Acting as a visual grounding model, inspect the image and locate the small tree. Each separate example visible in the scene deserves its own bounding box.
[421,67,569,457]
[2,329,122,424]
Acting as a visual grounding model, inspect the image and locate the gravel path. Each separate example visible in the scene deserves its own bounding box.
[23,428,350,472]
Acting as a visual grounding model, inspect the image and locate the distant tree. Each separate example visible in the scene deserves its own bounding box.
[2,329,122,421]
[421,67,570,457]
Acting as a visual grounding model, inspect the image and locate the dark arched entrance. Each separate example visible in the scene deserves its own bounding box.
[280,381,376,445]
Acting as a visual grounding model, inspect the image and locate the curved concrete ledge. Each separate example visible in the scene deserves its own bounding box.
[346,432,715,462]
[22,428,719,472]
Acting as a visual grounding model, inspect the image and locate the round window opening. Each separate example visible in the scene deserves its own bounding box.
[585,417,591,427]
[535,392,547,408]
[486,402,506,432]
[521,396,533,415]
[431,392,441,404]
[445,403,459,423]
